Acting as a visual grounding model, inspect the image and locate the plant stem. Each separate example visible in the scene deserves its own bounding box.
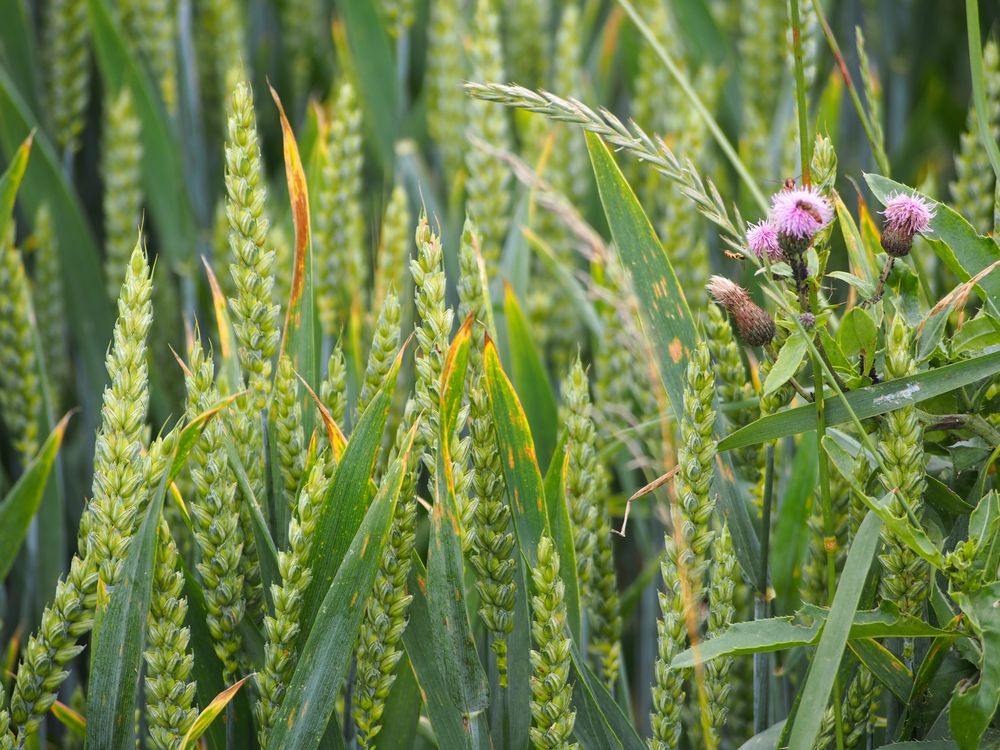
[788,0,812,186]
[809,0,890,176]
[966,0,1000,184]
[754,443,775,736]
[615,0,769,211]
[813,350,845,750]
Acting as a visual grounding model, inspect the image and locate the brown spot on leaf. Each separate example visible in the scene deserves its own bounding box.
[669,337,683,364]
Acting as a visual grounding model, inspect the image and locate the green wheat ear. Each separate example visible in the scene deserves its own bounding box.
[10,240,151,740]
[465,0,512,278]
[0,227,41,462]
[705,524,738,745]
[102,87,144,301]
[273,352,306,506]
[185,336,246,681]
[650,537,687,750]
[315,81,366,337]
[359,290,402,418]
[225,79,280,412]
[257,458,330,746]
[321,343,348,428]
[132,0,178,112]
[0,681,14,750]
[30,205,68,401]
[529,536,578,750]
[375,183,413,314]
[44,0,90,153]
[426,0,467,182]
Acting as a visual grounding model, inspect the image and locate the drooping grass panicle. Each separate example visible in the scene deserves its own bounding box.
[102,87,144,301]
[950,38,1000,234]
[225,79,280,412]
[529,535,578,750]
[0,229,41,462]
[426,0,467,181]
[464,81,748,255]
[44,0,90,154]
[314,81,367,336]
[30,205,68,400]
[359,290,402,418]
[704,523,737,745]
[256,458,329,745]
[375,182,413,313]
[273,351,306,505]
[144,518,198,749]
[10,240,151,738]
[465,0,513,278]
[185,336,246,680]
[878,316,927,632]
[855,26,886,167]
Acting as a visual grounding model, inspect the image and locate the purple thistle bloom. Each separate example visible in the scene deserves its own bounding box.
[746,220,783,261]
[882,192,935,236]
[770,186,833,242]
[879,192,935,258]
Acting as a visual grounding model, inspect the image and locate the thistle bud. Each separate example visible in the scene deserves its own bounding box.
[880,193,935,258]
[706,276,775,347]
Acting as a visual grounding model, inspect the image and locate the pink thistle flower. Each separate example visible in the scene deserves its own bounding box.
[706,275,775,347]
[880,192,935,257]
[746,220,783,261]
[770,186,833,243]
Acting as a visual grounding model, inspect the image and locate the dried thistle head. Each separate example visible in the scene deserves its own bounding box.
[880,192,935,258]
[706,275,775,347]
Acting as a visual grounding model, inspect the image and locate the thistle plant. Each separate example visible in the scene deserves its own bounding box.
[9,242,151,738]
[465,0,512,277]
[0,230,40,461]
[426,0,466,181]
[102,87,144,300]
[273,352,306,503]
[256,459,328,745]
[30,205,68,398]
[950,39,1000,234]
[185,337,246,680]
[225,80,280,411]
[315,81,366,336]
[144,519,198,749]
[529,536,577,750]
[44,0,90,153]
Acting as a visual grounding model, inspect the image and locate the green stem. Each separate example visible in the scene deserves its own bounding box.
[966,0,1000,183]
[615,0,769,211]
[813,350,844,750]
[809,0,890,175]
[788,0,812,185]
[754,444,775,736]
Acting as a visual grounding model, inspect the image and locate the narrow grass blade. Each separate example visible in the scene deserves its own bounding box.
[331,0,398,169]
[270,83,320,437]
[785,511,882,750]
[847,638,912,702]
[719,350,1000,451]
[503,283,558,474]
[0,0,40,113]
[543,437,582,643]
[569,646,645,750]
[0,412,71,579]
[300,351,401,632]
[0,131,30,240]
[266,422,416,750]
[428,317,489,740]
[51,700,86,738]
[86,0,196,264]
[371,655,421,750]
[179,674,253,750]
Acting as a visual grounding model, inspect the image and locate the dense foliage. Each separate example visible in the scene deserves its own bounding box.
[1,0,1000,748]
